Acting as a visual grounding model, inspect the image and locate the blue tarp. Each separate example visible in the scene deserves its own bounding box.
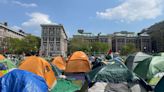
[0,69,48,92]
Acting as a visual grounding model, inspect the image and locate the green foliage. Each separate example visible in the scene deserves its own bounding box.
[120,43,138,55]
[68,38,110,55]
[6,35,41,54]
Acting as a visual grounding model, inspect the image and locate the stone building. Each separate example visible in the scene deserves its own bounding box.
[0,22,26,48]
[73,32,112,47]
[40,24,68,57]
[112,31,151,52]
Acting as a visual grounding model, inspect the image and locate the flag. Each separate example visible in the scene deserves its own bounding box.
[106,49,113,60]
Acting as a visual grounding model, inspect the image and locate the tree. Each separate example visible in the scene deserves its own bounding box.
[6,35,41,54]
[91,42,109,55]
[68,38,110,55]
[120,43,138,55]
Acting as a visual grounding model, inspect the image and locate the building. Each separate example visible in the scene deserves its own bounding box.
[40,24,68,57]
[141,28,164,52]
[112,31,151,52]
[0,22,27,48]
[73,31,112,47]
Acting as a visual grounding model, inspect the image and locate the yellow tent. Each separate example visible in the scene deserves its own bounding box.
[65,51,91,73]
[0,54,5,60]
[52,56,66,71]
[19,56,56,89]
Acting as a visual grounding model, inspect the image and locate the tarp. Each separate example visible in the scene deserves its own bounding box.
[19,56,56,89]
[0,69,48,92]
[52,56,66,71]
[65,51,91,73]
[0,54,5,60]
[125,52,152,70]
[134,56,164,81]
[50,79,80,92]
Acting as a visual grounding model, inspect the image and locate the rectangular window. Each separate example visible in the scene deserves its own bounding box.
[49,37,54,41]
[43,37,47,41]
[56,37,60,42]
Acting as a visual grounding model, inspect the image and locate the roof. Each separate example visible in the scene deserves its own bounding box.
[139,32,150,36]
[0,24,26,37]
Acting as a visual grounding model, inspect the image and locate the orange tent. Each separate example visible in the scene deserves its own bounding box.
[52,56,66,71]
[0,71,3,77]
[65,51,91,73]
[0,54,5,60]
[19,56,56,89]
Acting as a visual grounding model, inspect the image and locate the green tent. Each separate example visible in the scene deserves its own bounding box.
[80,61,152,92]
[86,62,136,83]
[134,56,164,81]
[0,59,16,69]
[0,59,16,74]
[154,76,164,92]
[50,79,80,92]
[125,52,152,71]
[154,52,164,56]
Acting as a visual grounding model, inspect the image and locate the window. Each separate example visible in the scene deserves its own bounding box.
[43,37,47,41]
[50,42,54,50]
[56,37,60,42]
[49,37,54,41]
[49,30,54,35]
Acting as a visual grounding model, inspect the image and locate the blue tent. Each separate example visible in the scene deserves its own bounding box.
[0,69,48,92]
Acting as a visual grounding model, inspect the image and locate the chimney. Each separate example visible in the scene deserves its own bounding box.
[4,22,8,26]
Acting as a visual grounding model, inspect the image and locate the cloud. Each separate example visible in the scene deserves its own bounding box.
[21,12,56,36]
[22,12,54,27]
[97,0,164,22]
[12,1,37,8]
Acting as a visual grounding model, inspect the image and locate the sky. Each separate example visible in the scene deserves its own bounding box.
[0,0,164,37]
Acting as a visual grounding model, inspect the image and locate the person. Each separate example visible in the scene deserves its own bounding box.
[89,55,95,63]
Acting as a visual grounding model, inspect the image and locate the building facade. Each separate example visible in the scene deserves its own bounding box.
[0,22,26,48]
[112,31,151,52]
[40,24,68,57]
[73,33,112,47]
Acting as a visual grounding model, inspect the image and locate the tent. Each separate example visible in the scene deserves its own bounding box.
[65,51,91,73]
[52,56,66,71]
[0,69,48,92]
[81,62,152,92]
[134,56,164,81]
[86,62,135,83]
[0,71,3,77]
[0,59,16,69]
[50,79,80,92]
[0,59,16,75]
[50,63,62,77]
[154,52,164,56]
[0,54,5,60]
[125,52,152,70]
[19,56,56,89]
[154,76,164,92]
